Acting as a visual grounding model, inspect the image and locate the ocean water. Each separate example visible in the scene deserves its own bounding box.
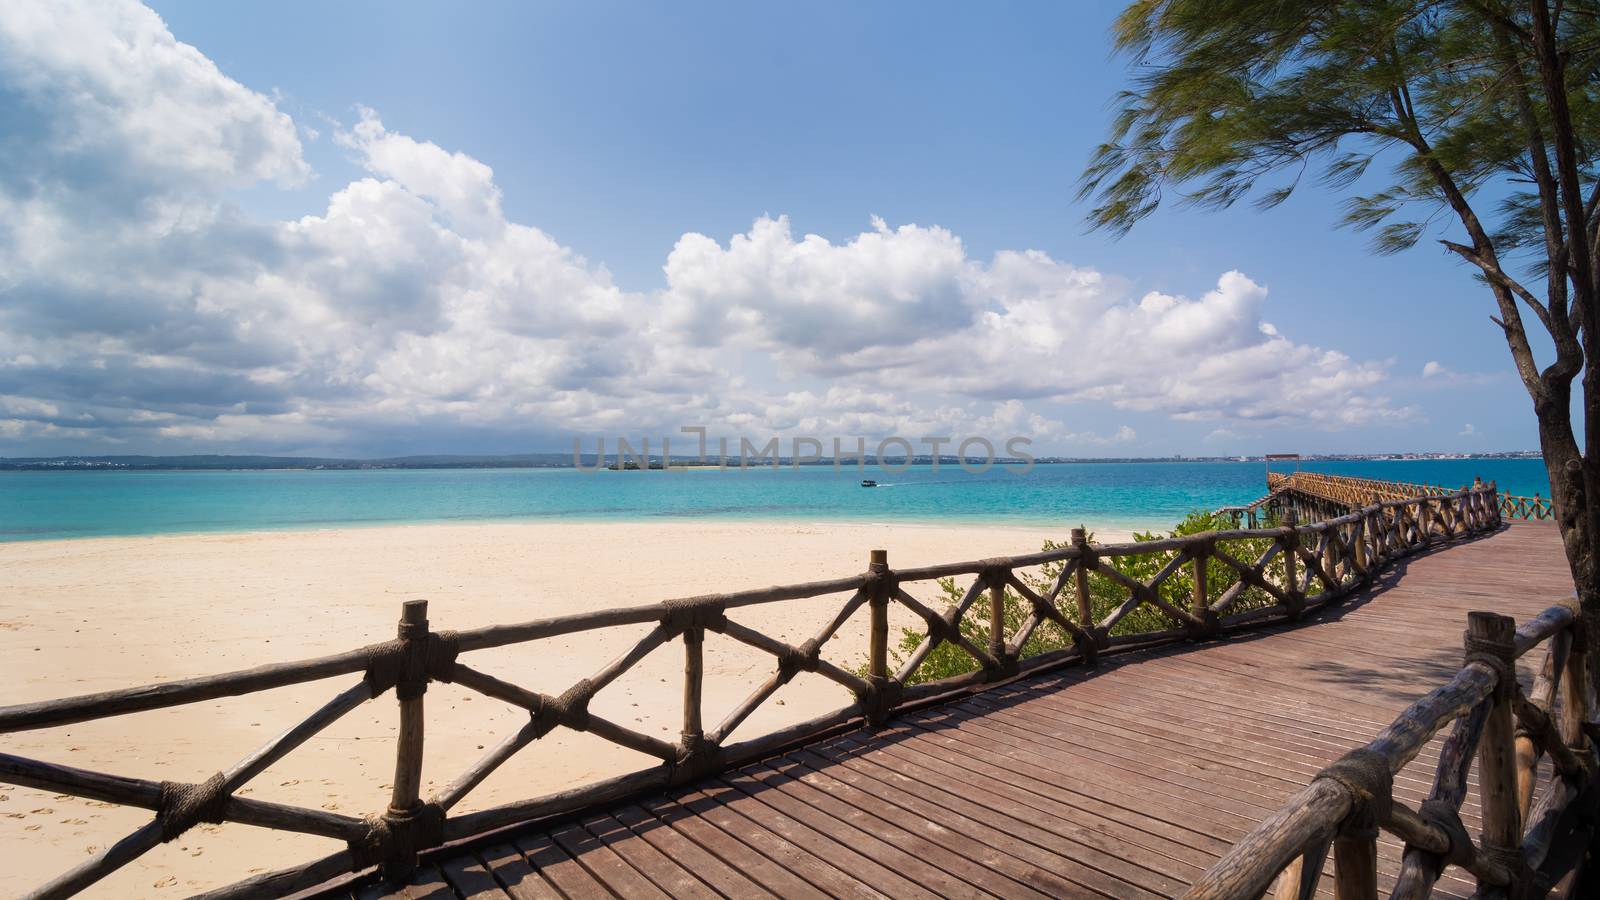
[0,458,1552,543]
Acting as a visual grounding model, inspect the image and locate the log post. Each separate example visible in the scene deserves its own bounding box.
[1281,510,1302,616]
[1324,528,1341,584]
[1469,612,1523,883]
[681,625,704,750]
[1560,613,1588,752]
[1071,528,1099,660]
[988,571,1007,664]
[1351,515,1369,582]
[1516,631,1569,820]
[389,600,427,816]
[1191,541,1215,639]
[384,599,429,880]
[1272,839,1329,900]
[866,549,893,724]
[868,549,888,681]
[1332,832,1378,900]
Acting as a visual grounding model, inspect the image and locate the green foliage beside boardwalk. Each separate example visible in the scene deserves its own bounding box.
[873,510,1286,685]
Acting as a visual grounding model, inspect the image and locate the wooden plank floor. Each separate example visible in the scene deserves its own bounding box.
[345,523,1575,900]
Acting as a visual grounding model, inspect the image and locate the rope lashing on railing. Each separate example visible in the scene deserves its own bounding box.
[1416,798,1475,869]
[352,802,446,878]
[862,676,903,723]
[1023,586,1066,631]
[1478,842,1531,888]
[1188,607,1221,640]
[361,640,409,696]
[425,631,461,684]
[862,568,895,601]
[1464,630,1517,699]
[540,677,594,731]
[1314,748,1393,841]
[1073,545,1099,572]
[777,637,824,677]
[157,771,231,842]
[658,597,728,634]
[361,631,461,698]
[930,603,968,645]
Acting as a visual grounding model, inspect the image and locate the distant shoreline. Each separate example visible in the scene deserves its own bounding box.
[0,450,1545,472]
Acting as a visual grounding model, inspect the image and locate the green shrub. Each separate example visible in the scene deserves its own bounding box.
[869,509,1289,685]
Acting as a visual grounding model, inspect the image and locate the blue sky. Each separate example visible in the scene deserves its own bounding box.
[0,1,1547,456]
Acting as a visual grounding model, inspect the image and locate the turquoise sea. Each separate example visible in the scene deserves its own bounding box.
[0,458,1552,543]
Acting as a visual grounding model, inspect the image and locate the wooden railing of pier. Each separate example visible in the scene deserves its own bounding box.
[1214,486,1288,529]
[1269,469,1556,521]
[0,481,1505,899]
[1189,471,1596,897]
[1187,602,1594,898]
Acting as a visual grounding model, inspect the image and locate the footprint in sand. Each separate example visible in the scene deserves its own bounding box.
[61,818,88,825]
[31,808,53,815]
[278,779,300,787]
[153,875,177,888]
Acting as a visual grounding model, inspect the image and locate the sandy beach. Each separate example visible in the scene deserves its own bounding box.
[0,519,1128,897]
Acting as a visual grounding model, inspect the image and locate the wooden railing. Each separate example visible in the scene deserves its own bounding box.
[1505,492,1557,521]
[0,484,1503,899]
[1270,470,1555,521]
[1215,487,1288,528]
[1269,471,1457,504]
[1186,599,1595,898]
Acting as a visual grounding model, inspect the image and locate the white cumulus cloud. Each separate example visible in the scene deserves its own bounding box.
[0,0,1414,455]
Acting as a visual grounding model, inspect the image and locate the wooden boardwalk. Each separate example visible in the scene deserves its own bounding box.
[335,522,1575,900]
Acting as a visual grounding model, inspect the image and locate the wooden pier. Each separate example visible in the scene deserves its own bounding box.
[1,475,1591,898]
